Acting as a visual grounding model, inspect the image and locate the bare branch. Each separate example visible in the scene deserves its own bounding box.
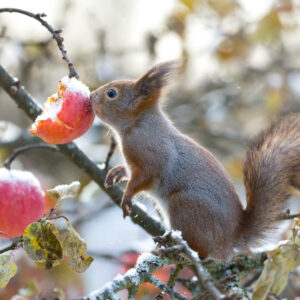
[0,8,78,78]
[0,242,17,255]
[3,143,59,169]
[279,211,300,220]
[0,236,22,254]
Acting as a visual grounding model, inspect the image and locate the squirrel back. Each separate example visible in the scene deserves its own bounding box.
[90,61,300,259]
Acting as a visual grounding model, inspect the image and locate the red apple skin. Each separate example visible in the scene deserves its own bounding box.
[30,89,95,144]
[0,169,45,238]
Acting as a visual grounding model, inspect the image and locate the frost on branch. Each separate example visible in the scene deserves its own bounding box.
[81,230,226,300]
[82,253,171,300]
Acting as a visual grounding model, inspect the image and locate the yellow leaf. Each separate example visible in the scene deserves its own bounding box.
[23,221,63,269]
[60,221,93,273]
[253,223,300,299]
[0,255,17,288]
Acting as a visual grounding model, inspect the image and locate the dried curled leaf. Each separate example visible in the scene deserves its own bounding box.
[253,220,300,300]
[23,221,63,269]
[0,255,17,288]
[47,181,80,208]
[61,221,93,273]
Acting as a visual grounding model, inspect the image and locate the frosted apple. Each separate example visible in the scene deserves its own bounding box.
[0,168,45,238]
[30,77,95,144]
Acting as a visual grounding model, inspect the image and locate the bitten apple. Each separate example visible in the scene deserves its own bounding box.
[0,168,45,238]
[30,77,95,144]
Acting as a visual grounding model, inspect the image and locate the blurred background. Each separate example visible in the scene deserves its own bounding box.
[0,0,300,299]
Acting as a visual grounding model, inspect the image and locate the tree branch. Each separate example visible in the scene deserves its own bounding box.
[0,242,17,254]
[0,236,22,254]
[3,143,59,169]
[78,229,264,300]
[0,8,78,78]
[76,253,175,300]
[154,231,227,300]
[0,64,165,237]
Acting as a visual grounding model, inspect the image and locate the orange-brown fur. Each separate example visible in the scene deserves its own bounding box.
[91,61,300,259]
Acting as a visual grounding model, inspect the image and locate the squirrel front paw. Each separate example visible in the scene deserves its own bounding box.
[104,165,127,188]
[120,195,132,218]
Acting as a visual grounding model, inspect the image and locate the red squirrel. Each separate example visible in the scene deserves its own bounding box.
[90,61,300,259]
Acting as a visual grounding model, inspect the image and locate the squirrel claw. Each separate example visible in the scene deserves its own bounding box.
[121,196,132,219]
[122,206,131,219]
[105,165,127,188]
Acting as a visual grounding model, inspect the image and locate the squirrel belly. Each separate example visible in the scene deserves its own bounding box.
[119,107,243,259]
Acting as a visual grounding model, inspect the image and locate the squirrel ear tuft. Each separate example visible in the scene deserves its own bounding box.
[134,61,181,98]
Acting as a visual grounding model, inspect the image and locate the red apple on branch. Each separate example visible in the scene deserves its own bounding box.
[0,168,45,238]
[30,77,95,144]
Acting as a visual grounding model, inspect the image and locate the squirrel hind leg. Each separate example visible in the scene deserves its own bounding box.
[168,197,233,259]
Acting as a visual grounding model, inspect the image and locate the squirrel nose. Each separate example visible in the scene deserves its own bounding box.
[90,91,98,104]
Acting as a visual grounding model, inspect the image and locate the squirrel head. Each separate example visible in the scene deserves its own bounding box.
[90,61,180,129]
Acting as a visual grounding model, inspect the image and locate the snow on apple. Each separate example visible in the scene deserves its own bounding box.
[30,76,95,144]
[0,168,45,238]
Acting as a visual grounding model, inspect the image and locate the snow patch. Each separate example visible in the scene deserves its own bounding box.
[136,253,155,264]
[0,168,43,192]
[60,76,90,98]
[31,77,90,128]
[34,94,63,124]
[171,230,183,239]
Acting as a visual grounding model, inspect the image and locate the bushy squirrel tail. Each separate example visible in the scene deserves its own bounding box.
[239,114,300,247]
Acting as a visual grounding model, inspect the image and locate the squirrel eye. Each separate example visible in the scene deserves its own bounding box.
[106,89,117,99]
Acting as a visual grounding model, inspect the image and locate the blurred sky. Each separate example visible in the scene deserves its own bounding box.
[0,0,277,84]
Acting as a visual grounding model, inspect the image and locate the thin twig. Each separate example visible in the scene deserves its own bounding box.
[156,264,184,300]
[0,236,21,255]
[3,144,59,169]
[279,212,300,220]
[105,135,117,171]
[147,274,189,300]
[168,264,184,288]
[0,242,17,254]
[0,8,78,78]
